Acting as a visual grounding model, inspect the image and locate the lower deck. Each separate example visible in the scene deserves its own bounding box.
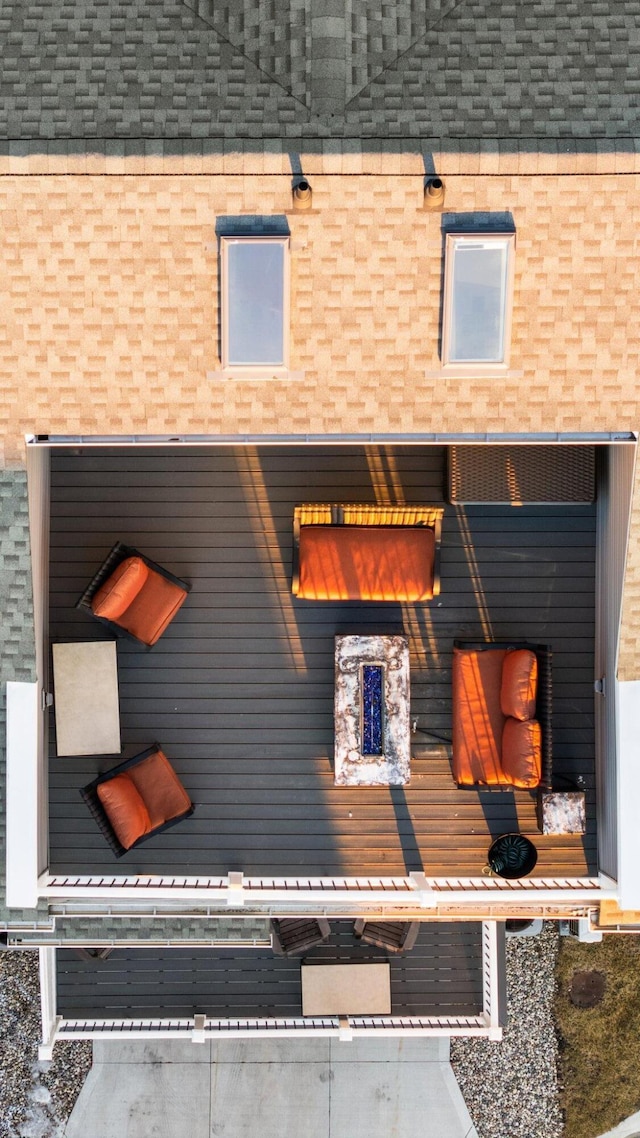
[47,444,597,879]
[55,922,485,1020]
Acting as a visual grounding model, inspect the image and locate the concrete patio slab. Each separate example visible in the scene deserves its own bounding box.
[65,1058,211,1138]
[328,1037,448,1062]
[330,1055,477,1138]
[210,1038,330,1064]
[93,1040,214,1065]
[210,1060,329,1138]
[64,1037,479,1138]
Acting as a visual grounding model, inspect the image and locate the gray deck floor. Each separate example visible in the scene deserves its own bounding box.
[48,444,597,878]
[55,922,484,1019]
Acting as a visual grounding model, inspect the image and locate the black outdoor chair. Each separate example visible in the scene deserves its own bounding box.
[270,919,331,956]
[80,743,195,858]
[76,541,190,648]
[353,920,419,953]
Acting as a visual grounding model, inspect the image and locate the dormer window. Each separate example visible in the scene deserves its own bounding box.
[220,236,290,375]
[441,232,515,372]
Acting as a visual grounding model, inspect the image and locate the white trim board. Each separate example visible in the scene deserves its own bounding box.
[6,682,40,910]
[616,679,640,910]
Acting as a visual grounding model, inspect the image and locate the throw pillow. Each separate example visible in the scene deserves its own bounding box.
[92,556,148,621]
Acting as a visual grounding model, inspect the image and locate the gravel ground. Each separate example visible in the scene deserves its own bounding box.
[0,950,91,1138]
[451,921,563,1138]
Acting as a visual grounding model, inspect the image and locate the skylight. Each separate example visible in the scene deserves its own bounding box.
[441,232,515,369]
[220,236,290,371]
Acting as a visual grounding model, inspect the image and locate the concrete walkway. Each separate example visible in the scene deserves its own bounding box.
[597,1112,640,1138]
[64,1037,479,1138]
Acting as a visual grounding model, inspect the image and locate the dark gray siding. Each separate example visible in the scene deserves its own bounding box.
[48,444,597,877]
[56,922,484,1019]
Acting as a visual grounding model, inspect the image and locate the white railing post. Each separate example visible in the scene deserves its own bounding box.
[408,872,437,907]
[38,947,62,1059]
[192,1014,206,1043]
[227,871,245,906]
[481,921,503,1041]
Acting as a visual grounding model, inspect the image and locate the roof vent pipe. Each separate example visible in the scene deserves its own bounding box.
[292,179,313,210]
[423,177,445,211]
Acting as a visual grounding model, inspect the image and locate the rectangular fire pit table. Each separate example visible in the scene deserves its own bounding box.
[334,634,410,786]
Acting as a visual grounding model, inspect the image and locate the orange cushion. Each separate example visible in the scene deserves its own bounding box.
[296,526,435,602]
[501,718,542,788]
[501,649,538,721]
[118,569,188,646]
[96,772,152,849]
[92,556,149,621]
[128,749,192,828]
[452,647,508,786]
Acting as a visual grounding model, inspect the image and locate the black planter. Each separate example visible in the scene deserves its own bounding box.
[486,833,538,879]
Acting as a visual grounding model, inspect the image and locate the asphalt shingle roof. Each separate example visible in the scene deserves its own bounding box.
[0,0,638,142]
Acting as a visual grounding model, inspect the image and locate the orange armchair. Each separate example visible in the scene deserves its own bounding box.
[77,541,190,647]
[80,744,194,857]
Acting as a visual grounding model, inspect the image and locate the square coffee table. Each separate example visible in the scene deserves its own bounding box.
[52,641,121,757]
[334,634,410,786]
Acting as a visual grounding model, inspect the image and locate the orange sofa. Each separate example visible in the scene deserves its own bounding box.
[292,504,443,602]
[451,642,552,789]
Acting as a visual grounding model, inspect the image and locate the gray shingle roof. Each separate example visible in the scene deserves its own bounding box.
[7,915,271,946]
[0,0,638,142]
[0,471,44,926]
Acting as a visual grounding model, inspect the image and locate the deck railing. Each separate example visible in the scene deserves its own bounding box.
[42,871,606,914]
[38,923,504,1054]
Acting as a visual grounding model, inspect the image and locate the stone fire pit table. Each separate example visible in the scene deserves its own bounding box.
[334,634,410,786]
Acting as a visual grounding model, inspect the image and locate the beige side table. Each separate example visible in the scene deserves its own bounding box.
[301,963,391,1016]
[52,641,121,757]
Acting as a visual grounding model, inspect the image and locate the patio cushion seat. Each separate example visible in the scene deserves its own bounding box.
[96,773,152,849]
[114,572,188,646]
[127,748,193,829]
[501,718,542,788]
[296,525,436,602]
[452,647,507,786]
